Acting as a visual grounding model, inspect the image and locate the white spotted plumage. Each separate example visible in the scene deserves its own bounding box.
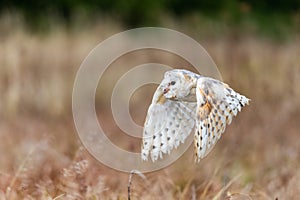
[141,69,250,162]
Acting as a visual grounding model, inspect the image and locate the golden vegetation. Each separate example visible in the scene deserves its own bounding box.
[0,17,300,199]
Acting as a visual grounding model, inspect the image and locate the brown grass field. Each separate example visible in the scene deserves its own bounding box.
[0,16,300,199]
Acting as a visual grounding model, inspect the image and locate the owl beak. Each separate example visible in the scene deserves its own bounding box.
[163,87,170,94]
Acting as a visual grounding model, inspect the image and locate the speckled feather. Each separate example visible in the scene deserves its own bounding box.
[141,92,196,161]
[142,69,250,162]
[194,77,249,162]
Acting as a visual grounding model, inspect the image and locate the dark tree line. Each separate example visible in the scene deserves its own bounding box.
[0,0,299,27]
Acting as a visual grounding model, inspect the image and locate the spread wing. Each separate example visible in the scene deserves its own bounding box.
[194,77,250,162]
[142,85,196,162]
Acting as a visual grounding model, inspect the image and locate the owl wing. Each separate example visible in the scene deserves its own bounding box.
[142,85,196,162]
[194,77,250,162]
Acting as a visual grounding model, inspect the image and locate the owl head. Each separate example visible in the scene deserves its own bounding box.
[160,69,198,100]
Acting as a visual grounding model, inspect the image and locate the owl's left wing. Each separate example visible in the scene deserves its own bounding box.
[142,86,196,162]
[194,77,250,162]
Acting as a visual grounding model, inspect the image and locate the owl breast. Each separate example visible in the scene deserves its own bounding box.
[175,87,197,102]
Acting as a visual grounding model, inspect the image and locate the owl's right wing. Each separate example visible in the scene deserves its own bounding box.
[194,77,250,162]
[142,86,196,162]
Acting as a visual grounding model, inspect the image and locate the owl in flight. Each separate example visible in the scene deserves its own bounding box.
[141,69,250,163]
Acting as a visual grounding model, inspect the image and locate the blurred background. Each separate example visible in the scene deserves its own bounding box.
[0,1,300,199]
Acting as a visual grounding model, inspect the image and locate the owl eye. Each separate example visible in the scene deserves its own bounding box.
[170,81,176,85]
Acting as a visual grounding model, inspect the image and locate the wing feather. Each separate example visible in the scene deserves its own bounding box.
[142,86,196,161]
[194,77,250,162]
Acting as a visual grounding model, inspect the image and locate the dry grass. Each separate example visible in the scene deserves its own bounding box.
[0,15,300,199]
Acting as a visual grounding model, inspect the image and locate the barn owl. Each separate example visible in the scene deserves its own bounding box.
[141,69,250,163]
